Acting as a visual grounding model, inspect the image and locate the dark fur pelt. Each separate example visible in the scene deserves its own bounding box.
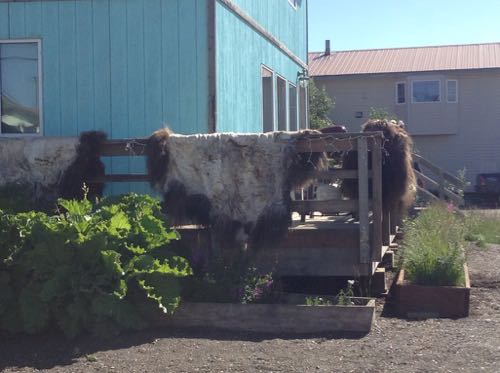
[59,131,107,200]
[341,119,416,214]
[286,130,328,188]
[146,128,172,189]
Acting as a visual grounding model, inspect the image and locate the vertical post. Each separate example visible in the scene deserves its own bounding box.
[357,136,370,263]
[382,209,391,246]
[438,170,445,200]
[371,135,383,261]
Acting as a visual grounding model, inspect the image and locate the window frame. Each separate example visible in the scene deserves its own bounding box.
[288,81,298,131]
[261,64,275,132]
[276,73,288,131]
[0,38,43,137]
[395,81,406,104]
[411,79,441,104]
[446,79,458,103]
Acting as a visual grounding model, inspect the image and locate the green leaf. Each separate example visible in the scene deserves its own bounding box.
[137,274,181,314]
[91,294,146,330]
[100,250,123,276]
[108,212,131,236]
[19,285,50,334]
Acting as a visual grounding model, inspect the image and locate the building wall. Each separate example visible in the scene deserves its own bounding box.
[215,0,307,133]
[0,0,209,194]
[315,69,500,187]
[230,0,307,62]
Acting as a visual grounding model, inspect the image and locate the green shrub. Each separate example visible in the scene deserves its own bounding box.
[401,203,465,286]
[0,193,191,338]
[0,183,36,213]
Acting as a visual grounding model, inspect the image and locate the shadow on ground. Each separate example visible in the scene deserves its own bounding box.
[0,326,369,371]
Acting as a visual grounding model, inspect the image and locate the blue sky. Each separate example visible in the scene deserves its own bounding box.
[308,0,500,52]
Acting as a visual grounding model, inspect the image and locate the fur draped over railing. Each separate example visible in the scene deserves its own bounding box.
[341,119,417,215]
[146,129,326,249]
[0,131,107,208]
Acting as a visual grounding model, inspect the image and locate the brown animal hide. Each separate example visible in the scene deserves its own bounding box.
[145,129,326,248]
[341,119,416,214]
[59,131,107,200]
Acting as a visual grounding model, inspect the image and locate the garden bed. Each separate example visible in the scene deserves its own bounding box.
[152,296,375,334]
[394,264,470,318]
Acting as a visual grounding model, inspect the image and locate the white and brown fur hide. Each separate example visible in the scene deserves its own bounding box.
[146,129,325,248]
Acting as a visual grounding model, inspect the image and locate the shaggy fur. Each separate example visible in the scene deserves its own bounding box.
[146,127,172,190]
[341,119,416,214]
[59,131,107,200]
[145,129,326,248]
[0,137,79,206]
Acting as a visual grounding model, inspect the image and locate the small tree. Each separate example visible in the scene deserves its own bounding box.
[368,107,397,121]
[308,79,334,130]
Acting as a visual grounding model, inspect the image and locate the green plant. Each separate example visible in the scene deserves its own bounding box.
[336,280,355,305]
[0,193,191,338]
[0,183,36,213]
[401,203,465,286]
[183,253,275,304]
[464,211,500,246]
[368,107,397,121]
[305,296,332,306]
[308,79,334,130]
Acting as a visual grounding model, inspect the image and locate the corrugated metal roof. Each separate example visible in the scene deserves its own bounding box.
[309,42,500,76]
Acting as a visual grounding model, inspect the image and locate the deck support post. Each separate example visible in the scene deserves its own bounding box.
[370,135,383,261]
[357,137,370,263]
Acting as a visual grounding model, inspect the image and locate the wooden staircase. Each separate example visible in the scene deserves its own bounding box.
[412,153,465,206]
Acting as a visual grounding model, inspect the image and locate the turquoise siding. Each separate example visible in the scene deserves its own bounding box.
[0,0,208,138]
[215,0,308,133]
[0,0,208,194]
[230,0,307,62]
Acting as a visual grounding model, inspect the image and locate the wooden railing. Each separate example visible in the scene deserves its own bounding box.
[95,133,388,265]
[413,153,465,206]
[290,132,386,264]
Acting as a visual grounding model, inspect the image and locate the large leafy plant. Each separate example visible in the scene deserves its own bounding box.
[0,193,191,338]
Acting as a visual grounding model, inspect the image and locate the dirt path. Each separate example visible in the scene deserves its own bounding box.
[1,244,499,373]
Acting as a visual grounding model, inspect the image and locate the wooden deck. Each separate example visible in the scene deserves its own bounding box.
[95,131,395,278]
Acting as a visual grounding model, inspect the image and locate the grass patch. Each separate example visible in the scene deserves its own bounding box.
[401,203,465,287]
[464,211,500,247]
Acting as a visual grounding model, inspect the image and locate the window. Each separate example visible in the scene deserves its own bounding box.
[0,40,41,135]
[298,85,308,129]
[276,75,287,131]
[411,80,440,103]
[262,66,274,132]
[396,82,406,104]
[447,80,458,103]
[288,83,297,131]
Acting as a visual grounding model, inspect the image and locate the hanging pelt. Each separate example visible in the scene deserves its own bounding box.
[341,119,417,215]
[146,129,326,249]
[59,131,107,200]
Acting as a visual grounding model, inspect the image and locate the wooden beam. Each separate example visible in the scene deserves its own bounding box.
[100,139,148,156]
[413,153,464,187]
[89,174,150,183]
[357,136,370,264]
[291,199,361,214]
[370,135,383,261]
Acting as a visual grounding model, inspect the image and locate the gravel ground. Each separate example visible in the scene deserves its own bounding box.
[1,244,499,373]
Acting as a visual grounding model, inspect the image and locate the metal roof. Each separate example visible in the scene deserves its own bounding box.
[309,42,500,76]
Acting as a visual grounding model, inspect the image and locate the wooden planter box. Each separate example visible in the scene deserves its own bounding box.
[152,297,375,334]
[394,264,470,318]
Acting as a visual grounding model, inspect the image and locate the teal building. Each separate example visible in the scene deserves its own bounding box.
[0,0,309,192]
